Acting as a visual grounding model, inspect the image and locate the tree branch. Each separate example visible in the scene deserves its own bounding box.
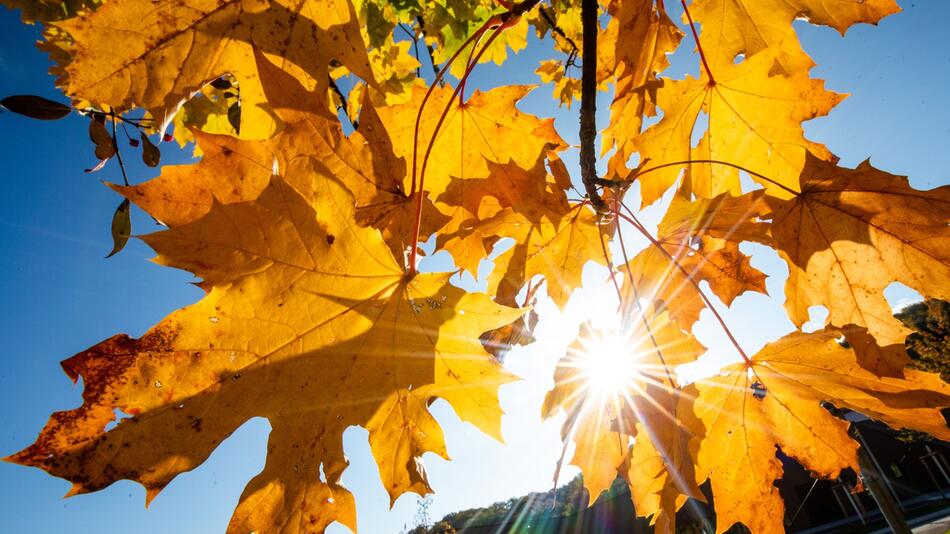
[580,0,606,213]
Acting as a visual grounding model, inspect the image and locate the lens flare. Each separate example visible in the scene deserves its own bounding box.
[578,333,638,395]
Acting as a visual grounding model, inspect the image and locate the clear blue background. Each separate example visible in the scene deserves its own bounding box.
[1,2,948,533]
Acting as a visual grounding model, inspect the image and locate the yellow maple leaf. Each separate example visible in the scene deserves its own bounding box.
[625,387,704,534]
[435,154,572,274]
[690,0,900,73]
[375,82,566,195]
[692,325,950,534]
[9,170,521,532]
[768,153,950,346]
[116,50,449,260]
[369,81,566,271]
[621,192,770,330]
[543,315,706,520]
[536,59,582,108]
[597,0,682,179]
[634,49,844,205]
[486,204,610,309]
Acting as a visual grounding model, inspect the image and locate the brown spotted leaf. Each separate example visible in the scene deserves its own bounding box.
[8,171,521,533]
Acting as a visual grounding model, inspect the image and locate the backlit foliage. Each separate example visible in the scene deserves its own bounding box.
[2,0,948,533]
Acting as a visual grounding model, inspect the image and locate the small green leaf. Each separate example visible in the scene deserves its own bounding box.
[141,132,161,167]
[106,198,131,258]
[1,95,72,120]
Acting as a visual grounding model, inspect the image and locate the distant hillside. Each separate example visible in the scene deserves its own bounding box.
[407,475,719,534]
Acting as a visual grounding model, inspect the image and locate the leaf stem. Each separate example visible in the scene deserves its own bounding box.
[611,198,678,386]
[680,0,715,83]
[603,158,799,196]
[617,204,751,364]
[595,209,625,311]
[109,110,130,186]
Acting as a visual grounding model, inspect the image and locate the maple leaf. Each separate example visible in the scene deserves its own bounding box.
[9,169,522,532]
[376,82,566,196]
[370,81,566,271]
[485,203,610,309]
[768,153,950,347]
[624,386,705,534]
[436,153,572,275]
[621,192,770,330]
[692,325,950,534]
[597,0,682,179]
[633,49,844,205]
[426,2,530,78]
[51,0,375,133]
[690,0,900,73]
[115,50,448,260]
[536,60,582,108]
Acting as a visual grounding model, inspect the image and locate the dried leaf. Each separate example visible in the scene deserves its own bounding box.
[1,94,72,120]
[140,133,160,167]
[88,116,115,161]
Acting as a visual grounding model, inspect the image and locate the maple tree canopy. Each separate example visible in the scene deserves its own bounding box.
[2,0,948,533]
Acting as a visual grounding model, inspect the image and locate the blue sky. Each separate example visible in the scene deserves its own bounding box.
[1,3,948,533]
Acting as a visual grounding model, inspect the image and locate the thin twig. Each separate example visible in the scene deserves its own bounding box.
[538,5,579,69]
[398,24,422,77]
[579,0,606,214]
[109,111,130,186]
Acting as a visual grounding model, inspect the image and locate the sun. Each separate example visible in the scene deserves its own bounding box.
[576,332,641,395]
